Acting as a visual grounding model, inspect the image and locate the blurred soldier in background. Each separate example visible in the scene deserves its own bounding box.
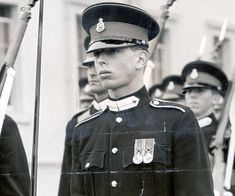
[0,115,30,196]
[78,78,94,110]
[181,60,231,196]
[71,3,214,195]
[58,36,108,196]
[148,83,164,99]
[181,60,228,151]
[161,75,185,104]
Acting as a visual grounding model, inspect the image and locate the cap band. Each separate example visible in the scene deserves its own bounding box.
[90,21,148,44]
[87,41,136,53]
[185,71,222,89]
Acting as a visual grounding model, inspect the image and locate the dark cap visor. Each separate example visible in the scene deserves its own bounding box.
[82,57,95,66]
[87,41,137,53]
[182,83,218,94]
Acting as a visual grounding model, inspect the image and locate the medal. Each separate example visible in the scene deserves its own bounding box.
[143,138,155,163]
[133,138,155,164]
[133,139,144,164]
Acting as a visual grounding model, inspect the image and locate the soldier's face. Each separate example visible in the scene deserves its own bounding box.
[93,47,138,91]
[87,64,106,94]
[184,87,215,119]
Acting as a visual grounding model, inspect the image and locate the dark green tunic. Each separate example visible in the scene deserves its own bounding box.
[0,115,30,196]
[71,87,214,196]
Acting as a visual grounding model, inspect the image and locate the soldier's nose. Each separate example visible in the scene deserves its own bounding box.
[97,59,107,67]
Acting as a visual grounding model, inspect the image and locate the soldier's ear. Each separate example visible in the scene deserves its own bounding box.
[136,49,148,70]
[212,93,223,105]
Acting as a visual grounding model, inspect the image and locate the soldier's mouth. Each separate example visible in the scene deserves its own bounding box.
[99,70,112,78]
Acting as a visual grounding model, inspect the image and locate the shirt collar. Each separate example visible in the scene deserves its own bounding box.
[198,113,217,128]
[92,98,109,111]
[107,86,151,112]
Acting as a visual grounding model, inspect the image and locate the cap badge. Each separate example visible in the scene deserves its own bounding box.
[154,89,162,98]
[190,69,198,79]
[96,18,105,33]
[167,81,175,91]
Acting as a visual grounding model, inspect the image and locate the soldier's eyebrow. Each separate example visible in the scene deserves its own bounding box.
[93,50,103,57]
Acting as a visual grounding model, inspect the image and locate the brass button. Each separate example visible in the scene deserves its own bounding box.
[85,162,90,168]
[112,147,118,154]
[116,117,123,123]
[111,180,117,187]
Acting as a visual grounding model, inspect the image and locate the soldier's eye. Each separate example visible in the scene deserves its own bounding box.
[105,48,120,55]
[93,50,102,57]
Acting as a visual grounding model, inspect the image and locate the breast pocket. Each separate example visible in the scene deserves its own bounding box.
[80,150,105,172]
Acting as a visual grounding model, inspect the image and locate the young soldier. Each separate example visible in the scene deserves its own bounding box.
[58,38,108,196]
[71,3,214,195]
[181,60,228,150]
[0,115,30,196]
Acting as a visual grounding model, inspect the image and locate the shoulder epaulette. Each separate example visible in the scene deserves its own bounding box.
[75,109,105,128]
[149,99,186,113]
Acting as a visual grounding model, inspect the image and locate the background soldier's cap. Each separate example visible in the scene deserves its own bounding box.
[162,75,184,101]
[181,60,228,96]
[82,2,159,52]
[82,36,95,66]
[148,84,164,99]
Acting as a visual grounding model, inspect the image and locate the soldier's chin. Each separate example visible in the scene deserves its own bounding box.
[101,80,119,90]
[188,103,198,110]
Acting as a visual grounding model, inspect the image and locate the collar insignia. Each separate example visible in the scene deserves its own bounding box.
[107,96,139,112]
[96,18,105,33]
[190,69,198,79]
[198,117,212,128]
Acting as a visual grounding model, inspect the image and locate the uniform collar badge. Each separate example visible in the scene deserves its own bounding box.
[198,116,212,128]
[167,81,175,91]
[190,68,198,79]
[107,96,139,112]
[96,18,105,33]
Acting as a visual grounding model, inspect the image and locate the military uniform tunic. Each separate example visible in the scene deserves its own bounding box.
[71,87,214,196]
[0,115,30,196]
[58,100,108,196]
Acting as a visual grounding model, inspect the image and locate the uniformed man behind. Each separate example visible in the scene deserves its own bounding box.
[71,3,214,196]
[58,36,108,196]
[0,115,30,196]
[161,75,185,104]
[148,83,164,99]
[181,60,228,150]
[78,78,94,110]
